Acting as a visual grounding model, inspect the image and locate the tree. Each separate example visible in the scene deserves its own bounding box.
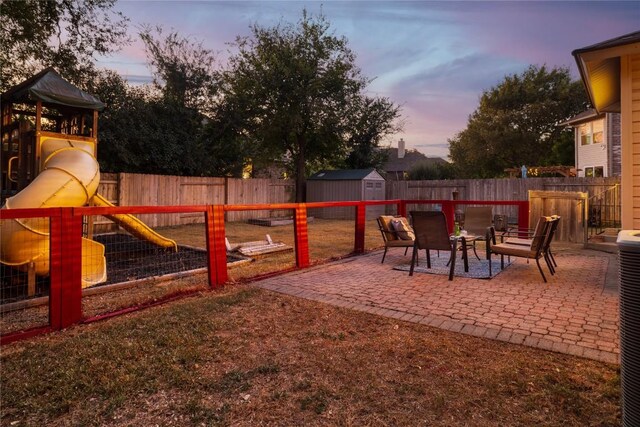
[139,26,218,112]
[448,65,589,178]
[0,0,129,90]
[343,97,400,170]
[218,10,401,201]
[97,26,231,176]
[408,161,454,180]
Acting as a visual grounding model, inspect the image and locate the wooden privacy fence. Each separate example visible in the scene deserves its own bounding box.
[386,177,620,225]
[97,173,294,230]
[97,174,619,237]
[529,191,588,243]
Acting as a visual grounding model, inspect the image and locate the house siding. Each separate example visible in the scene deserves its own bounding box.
[608,113,622,177]
[621,53,640,229]
[576,118,608,176]
[631,54,640,229]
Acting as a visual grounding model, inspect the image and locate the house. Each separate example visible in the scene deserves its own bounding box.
[560,109,621,177]
[306,168,385,219]
[572,30,640,229]
[382,138,448,180]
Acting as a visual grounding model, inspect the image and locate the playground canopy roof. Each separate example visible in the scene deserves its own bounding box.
[1,67,105,111]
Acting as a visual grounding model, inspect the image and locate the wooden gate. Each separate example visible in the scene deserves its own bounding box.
[528,190,588,243]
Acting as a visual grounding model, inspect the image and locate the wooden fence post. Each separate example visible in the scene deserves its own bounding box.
[518,200,530,233]
[441,200,456,233]
[354,202,366,254]
[59,208,83,327]
[398,200,407,218]
[294,204,310,268]
[48,209,63,330]
[205,205,228,287]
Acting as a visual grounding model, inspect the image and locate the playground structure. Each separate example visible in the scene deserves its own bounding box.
[1,68,176,290]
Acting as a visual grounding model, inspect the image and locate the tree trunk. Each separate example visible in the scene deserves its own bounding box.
[295,135,306,202]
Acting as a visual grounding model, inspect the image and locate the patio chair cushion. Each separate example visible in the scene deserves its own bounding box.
[489,242,537,258]
[378,215,399,241]
[391,217,415,240]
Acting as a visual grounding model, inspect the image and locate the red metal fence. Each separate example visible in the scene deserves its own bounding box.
[0,199,528,343]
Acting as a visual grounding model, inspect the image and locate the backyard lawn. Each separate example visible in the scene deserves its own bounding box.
[1,285,619,426]
[160,218,385,281]
[1,218,621,425]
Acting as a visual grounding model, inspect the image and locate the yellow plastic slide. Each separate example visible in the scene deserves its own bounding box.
[0,138,106,287]
[0,137,176,288]
[91,193,177,251]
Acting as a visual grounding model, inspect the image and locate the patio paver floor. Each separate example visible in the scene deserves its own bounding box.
[252,246,619,364]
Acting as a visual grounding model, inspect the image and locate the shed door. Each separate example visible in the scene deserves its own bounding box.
[364,181,385,219]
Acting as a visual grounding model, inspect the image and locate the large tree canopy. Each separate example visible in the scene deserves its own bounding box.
[218,10,401,201]
[0,0,129,90]
[448,65,589,178]
[140,26,218,112]
[96,29,222,176]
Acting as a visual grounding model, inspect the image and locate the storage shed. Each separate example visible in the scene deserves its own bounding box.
[306,169,386,219]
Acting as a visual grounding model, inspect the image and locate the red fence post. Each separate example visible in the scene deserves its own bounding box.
[294,204,310,268]
[354,202,366,254]
[59,208,83,328]
[517,200,530,235]
[441,200,456,233]
[205,205,228,288]
[48,209,63,330]
[398,200,407,218]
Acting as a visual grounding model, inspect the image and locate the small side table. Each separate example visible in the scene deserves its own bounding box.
[450,234,479,272]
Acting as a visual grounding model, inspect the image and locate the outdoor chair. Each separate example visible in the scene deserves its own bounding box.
[377,215,415,263]
[501,215,561,273]
[461,206,493,260]
[485,216,552,282]
[409,211,456,280]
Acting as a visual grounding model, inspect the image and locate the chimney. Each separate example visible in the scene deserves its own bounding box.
[398,138,405,159]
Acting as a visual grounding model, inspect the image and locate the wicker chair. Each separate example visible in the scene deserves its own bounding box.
[409,211,456,280]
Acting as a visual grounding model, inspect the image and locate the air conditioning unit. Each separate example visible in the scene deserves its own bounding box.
[617,229,640,426]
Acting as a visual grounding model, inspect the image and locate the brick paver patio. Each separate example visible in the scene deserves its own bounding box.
[253,246,619,364]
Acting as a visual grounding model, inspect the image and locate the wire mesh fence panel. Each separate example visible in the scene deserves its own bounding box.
[81,213,210,319]
[307,216,360,264]
[224,220,295,282]
[0,217,51,334]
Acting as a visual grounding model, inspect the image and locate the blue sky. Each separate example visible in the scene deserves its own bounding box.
[99,1,639,159]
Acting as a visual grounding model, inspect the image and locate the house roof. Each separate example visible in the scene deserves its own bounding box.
[1,67,105,111]
[572,31,640,56]
[383,148,447,173]
[572,31,640,113]
[558,108,606,127]
[308,168,384,181]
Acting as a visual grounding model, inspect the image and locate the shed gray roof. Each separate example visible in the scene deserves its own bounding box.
[308,168,384,181]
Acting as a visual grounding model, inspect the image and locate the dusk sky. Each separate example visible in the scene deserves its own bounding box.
[98,1,640,159]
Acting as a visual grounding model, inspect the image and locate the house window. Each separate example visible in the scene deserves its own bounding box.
[584,166,604,177]
[580,119,604,145]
